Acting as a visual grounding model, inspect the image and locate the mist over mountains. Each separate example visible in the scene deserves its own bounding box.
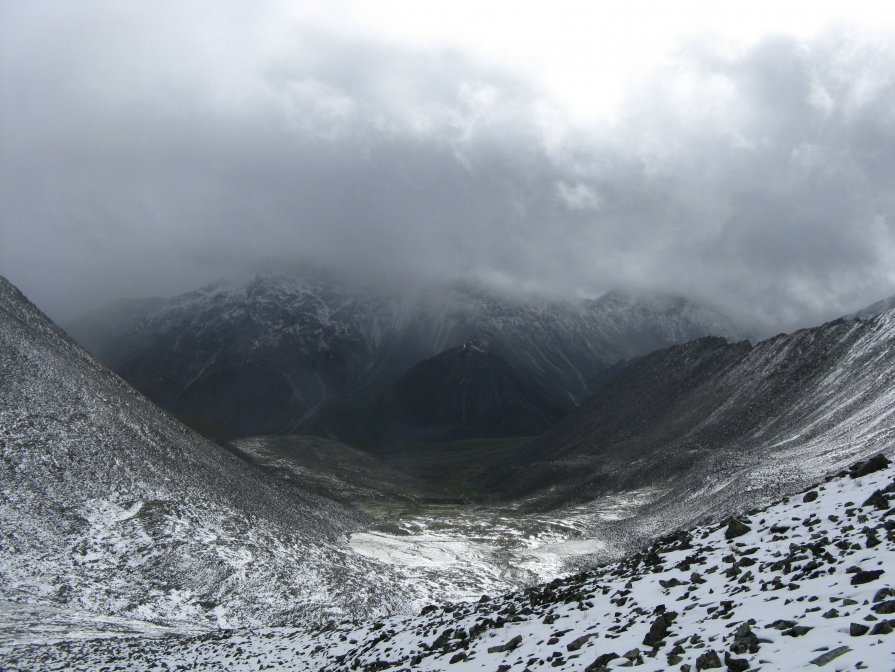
[3,272,895,669]
[66,273,747,440]
[4,4,895,668]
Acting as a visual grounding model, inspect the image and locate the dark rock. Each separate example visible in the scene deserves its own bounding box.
[660,577,685,589]
[567,634,596,651]
[871,620,893,635]
[768,619,797,630]
[449,652,467,664]
[695,649,723,669]
[724,519,751,540]
[430,628,454,650]
[808,646,851,666]
[873,600,895,614]
[623,647,642,660]
[862,490,889,509]
[585,652,619,671]
[849,454,891,478]
[724,651,750,672]
[803,491,818,503]
[730,623,759,654]
[783,625,813,637]
[873,587,895,603]
[643,613,674,647]
[487,635,522,654]
[851,569,885,585]
[849,623,870,636]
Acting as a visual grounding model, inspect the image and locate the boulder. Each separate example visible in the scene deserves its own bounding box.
[725,518,751,540]
[849,454,891,478]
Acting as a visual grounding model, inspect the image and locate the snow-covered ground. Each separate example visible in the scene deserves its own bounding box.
[346,488,663,605]
[6,454,892,671]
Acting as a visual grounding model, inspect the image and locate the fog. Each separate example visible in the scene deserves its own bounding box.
[3,1,895,334]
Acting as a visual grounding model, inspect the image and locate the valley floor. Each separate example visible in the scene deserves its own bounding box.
[347,487,662,606]
[4,456,894,671]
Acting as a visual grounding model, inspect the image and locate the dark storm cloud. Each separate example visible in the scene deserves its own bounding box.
[2,3,894,334]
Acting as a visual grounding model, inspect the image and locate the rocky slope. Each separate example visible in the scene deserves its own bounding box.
[65,274,746,438]
[7,453,893,671]
[0,276,411,630]
[483,308,895,520]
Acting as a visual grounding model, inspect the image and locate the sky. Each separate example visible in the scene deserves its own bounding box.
[2,1,895,333]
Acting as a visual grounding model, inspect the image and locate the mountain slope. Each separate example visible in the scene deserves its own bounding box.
[9,454,894,671]
[484,309,895,517]
[390,342,568,438]
[845,294,895,320]
[0,276,409,629]
[65,273,747,438]
[311,342,569,446]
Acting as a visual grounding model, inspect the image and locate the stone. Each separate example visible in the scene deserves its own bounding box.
[783,625,813,637]
[695,649,722,669]
[873,587,895,603]
[567,634,596,652]
[851,569,885,585]
[862,490,889,509]
[724,651,750,672]
[487,635,522,654]
[849,454,891,478]
[768,619,797,630]
[803,491,818,503]
[623,647,641,660]
[643,613,673,647]
[871,620,893,635]
[873,600,895,614]
[849,623,870,636]
[660,578,684,589]
[725,519,751,540]
[730,623,759,654]
[430,628,454,649]
[808,646,851,666]
[585,653,619,671]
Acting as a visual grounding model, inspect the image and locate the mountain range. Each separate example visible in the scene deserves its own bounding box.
[3,275,895,670]
[482,308,895,536]
[66,273,748,439]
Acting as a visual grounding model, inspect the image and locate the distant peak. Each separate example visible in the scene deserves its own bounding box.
[460,341,485,354]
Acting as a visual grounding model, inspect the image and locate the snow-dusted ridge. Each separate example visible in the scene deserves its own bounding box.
[0,277,412,629]
[66,273,747,437]
[6,454,893,670]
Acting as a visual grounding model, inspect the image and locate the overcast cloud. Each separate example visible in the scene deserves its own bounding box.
[2,1,895,334]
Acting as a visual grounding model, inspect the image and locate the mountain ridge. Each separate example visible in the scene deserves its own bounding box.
[0,276,411,629]
[482,306,895,526]
[65,273,748,438]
